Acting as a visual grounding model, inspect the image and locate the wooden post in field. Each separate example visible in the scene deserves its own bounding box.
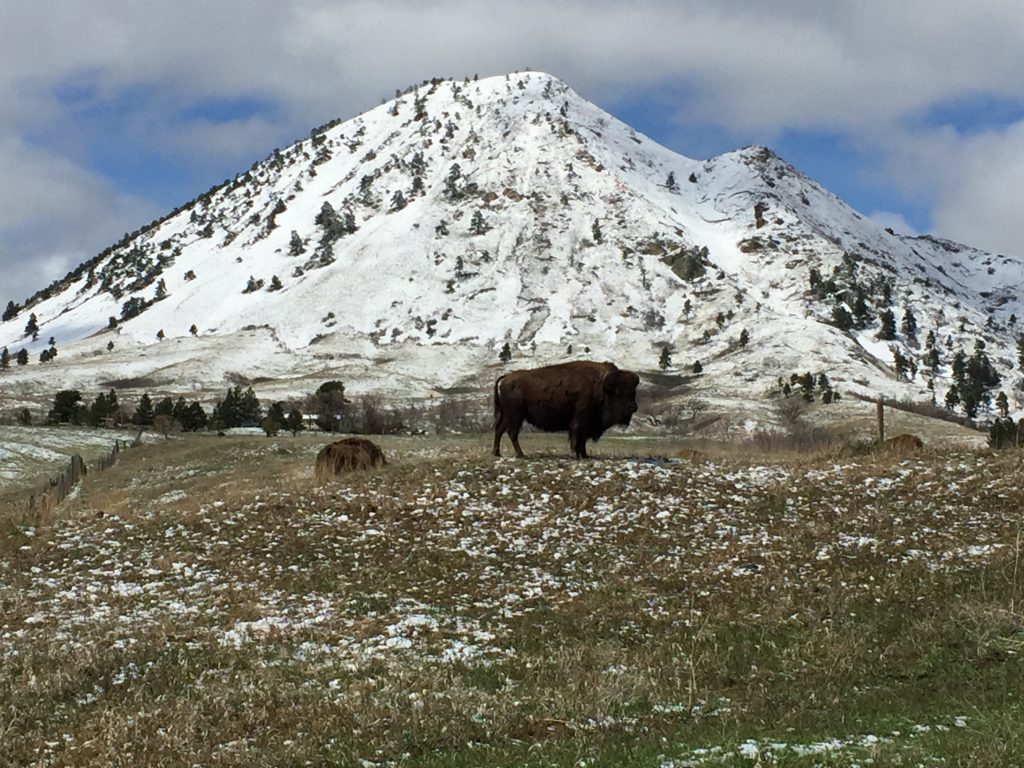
[876,397,885,444]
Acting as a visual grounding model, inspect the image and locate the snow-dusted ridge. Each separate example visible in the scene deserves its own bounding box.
[2,72,1023,414]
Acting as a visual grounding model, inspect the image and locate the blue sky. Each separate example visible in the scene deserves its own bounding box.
[3,1,1024,308]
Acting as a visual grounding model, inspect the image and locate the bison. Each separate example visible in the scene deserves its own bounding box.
[315,437,387,481]
[493,361,640,459]
[883,433,924,455]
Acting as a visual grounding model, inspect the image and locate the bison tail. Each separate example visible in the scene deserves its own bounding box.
[493,375,505,422]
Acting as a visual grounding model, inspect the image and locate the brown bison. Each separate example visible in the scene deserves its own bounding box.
[883,433,924,454]
[315,437,387,481]
[493,361,640,459]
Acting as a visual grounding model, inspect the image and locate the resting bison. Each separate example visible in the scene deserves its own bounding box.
[883,433,924,454]
[493,361,640,459]
[315,437,387,481]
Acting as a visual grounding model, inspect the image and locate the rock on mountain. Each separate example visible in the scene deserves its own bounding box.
[2,72,1023,418]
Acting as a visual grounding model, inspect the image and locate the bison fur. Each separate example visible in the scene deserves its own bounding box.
[315,437,387,481]
[493,361,640,459]
[883,433,924,454]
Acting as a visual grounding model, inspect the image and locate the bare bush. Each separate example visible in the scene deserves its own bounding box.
[435,397,491,434]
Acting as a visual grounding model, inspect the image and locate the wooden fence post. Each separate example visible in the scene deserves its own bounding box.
[876,397,885,444]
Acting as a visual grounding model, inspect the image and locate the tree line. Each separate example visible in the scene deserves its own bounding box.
[36,381,416,436]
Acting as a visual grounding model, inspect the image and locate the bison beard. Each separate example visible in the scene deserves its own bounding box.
[493,361,640,459]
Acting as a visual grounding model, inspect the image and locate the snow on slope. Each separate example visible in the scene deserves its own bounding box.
[2,72,1023,416]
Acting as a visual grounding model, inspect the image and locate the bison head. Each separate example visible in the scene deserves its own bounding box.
[602,368,640,428]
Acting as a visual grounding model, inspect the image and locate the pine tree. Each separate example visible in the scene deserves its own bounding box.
[212,387,262,430]
[892,348,910,380]
[88,390,118,427]
[16,348,28,365]
[692,360,703,374]
[877,308,897,340]
[499,342,512,363]
[988,417,1018,449]
[133,394,155,426]
[996,391,1010,418]
[800,372,815,401]
[945,385,961,411]
[156,329,165,341]
[266,401,286,425]
[0,346,9,370]
[289,230,306,256]
[658,346,672,370]
[959,340,1001,418]
[106,341,115,352]
[444,164,462,199]
[1018,336,1024,370]
[591,219,603,243]
[808,267,822,296]
[154,397,175,419]
[830,304,854,331]
[155,278,167,300]
[2,300,19,321]
[308,381,347,433]
[180,401,208,432]
[172,397,188,426]
[852,293,871,329]
[952,349,967,385]
[189,324,198,336]
[470,209,487,235]
[48,390,84,425]
[262,400,285,436]
[390,190,407,212]
[25,313,39,340]
[738,328,749,347]
[286,408,304,436]
[900,306,918,343]
[269,275,283,291]
[666,171,678,191]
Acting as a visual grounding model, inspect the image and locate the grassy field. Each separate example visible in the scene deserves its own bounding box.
[1,431,1022,766]
[0,426,138,519]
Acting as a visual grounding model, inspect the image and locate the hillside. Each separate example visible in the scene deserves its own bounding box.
[1,72,1022,420]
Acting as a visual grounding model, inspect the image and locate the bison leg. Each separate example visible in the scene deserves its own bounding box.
[492,418,505,457]
[508,420,526,458]
[494,414,526,458]
[568,424,589,459]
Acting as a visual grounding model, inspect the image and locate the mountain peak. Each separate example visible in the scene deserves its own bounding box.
[1,74,1022,420]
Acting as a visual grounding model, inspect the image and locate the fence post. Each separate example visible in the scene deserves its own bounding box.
[876,397,885,444]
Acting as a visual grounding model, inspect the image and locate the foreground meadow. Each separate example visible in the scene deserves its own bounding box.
[2,432,1023,766]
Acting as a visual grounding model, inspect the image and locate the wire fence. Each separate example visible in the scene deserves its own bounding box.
[26,432,141,515]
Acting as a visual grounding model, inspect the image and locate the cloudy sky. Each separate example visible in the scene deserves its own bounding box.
[3,1,1024,308]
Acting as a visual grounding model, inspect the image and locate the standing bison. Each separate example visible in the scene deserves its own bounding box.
[493,361,640,459]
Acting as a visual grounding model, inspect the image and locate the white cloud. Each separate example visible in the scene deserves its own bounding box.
[0,134,155,306]
[866,211,920,238]
[928,121,1024,255]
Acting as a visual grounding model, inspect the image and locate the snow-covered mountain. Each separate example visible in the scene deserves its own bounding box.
[2,72,1023,418]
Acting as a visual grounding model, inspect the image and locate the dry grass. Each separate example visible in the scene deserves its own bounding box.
[2,431,1023,766]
